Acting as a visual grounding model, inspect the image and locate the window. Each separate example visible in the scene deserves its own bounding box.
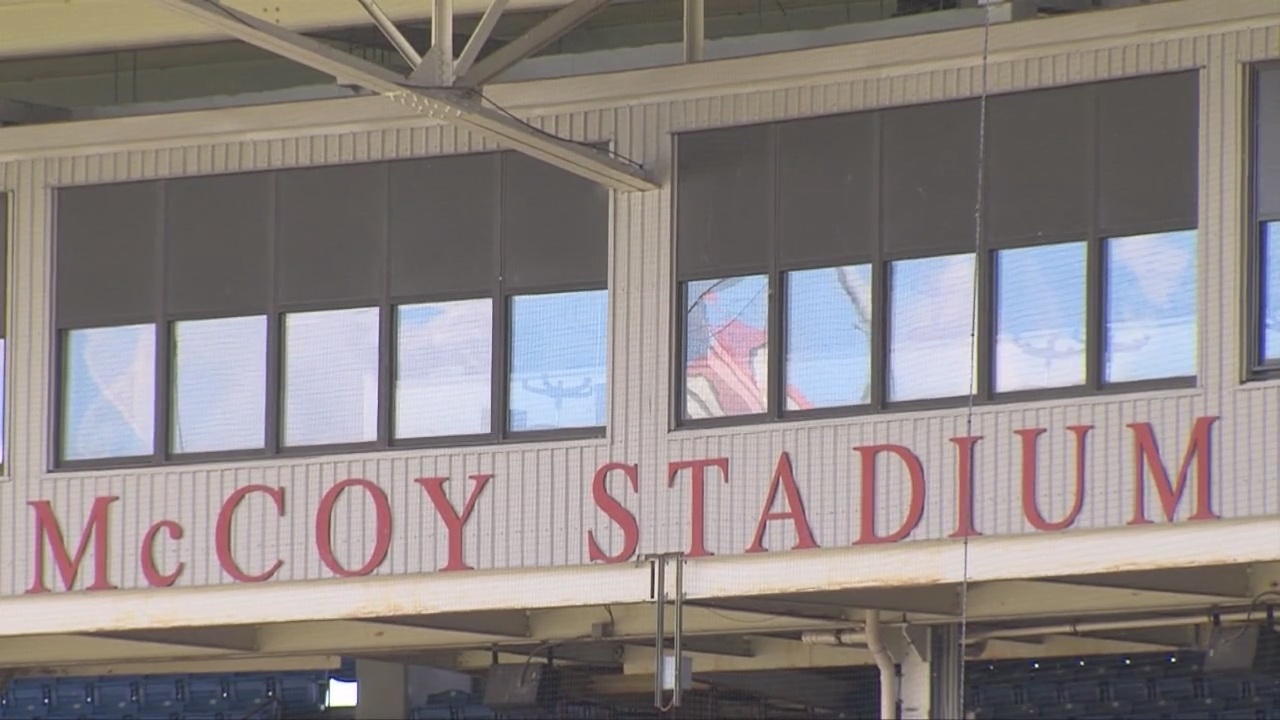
[509,290,608,431]
[53,150,609,468]
[994,243,1087,393]
[889,254,976,402]
[394,298,492,440]
[171,315,267,454]
[1251,63,1280,375]
[674,71,1199,427]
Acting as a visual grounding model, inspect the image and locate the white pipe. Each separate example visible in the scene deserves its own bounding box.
[800,630,867,646]
[866,611,898,720]
[971,611,1256,642]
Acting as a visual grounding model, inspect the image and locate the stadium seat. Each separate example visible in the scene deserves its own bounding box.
[1154,676,1197,701]
[1062,680,1102,704]
[977,683,1019,706]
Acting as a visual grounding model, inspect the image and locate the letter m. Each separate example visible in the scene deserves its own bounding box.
[27,496,119,593]
[1127,416,1219,525]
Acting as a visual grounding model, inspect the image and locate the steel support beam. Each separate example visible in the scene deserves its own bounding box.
[683,0,704,62]
[355,0,422,67]
[455,0,509,78]
[456,0,615,87]
[152,0,656,192]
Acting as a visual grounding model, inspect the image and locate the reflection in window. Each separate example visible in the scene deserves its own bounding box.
[683,275,769,420]
[396,298,493,439]
[1104,230,1197,383]
[1262,222,1280,363]
[784,265,872,410]
[994,243,1087,393]
[888,254,975,402]
[62,324,156,461]
[171,316,267,454]
[283,307,379,447]
[509,290,608,432]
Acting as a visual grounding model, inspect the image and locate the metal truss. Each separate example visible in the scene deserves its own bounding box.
[153,0,658,192]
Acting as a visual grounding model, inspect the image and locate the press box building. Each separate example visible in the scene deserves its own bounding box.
[0,0,1279,717]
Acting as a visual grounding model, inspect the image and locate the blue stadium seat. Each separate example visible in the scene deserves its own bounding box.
[977,683,1019,706]
[277,675,323,712]
[1062,680,1102,704]
[138,678,181,712]
[1154,676,1197,701]
[48,679,93,717]
[185,677,229,712]
[91,679,137,714]
[9,683,50,716]
[1023,680,1061,705]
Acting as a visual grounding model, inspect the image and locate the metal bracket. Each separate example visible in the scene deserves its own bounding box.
[646,553,686,709]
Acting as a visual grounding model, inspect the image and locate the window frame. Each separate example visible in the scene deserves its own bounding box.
[1247,61,1280,381]
[50,152,611,472]
[672,73,1200,431]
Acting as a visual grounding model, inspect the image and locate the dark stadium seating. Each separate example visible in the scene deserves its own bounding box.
[1,650,1277,719]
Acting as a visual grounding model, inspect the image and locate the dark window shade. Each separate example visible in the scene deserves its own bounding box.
[275,163,387,307]
[985,84,1092,248]
[777,112,877,268]
[676,124,773,278]
[1097,71,1199,234]
[501,151,609,291]
[165,172,272,316]
[389,154,498,299]
[881,98,981,257]
[56,181,161,328]
[1255,65,1280,221]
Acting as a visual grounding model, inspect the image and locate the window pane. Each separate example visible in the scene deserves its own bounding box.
[784,265,872,410]
[62,324,155,460]
[1104,230,1197,383]
[171,316,267,454]
[888,254,975,402]
[1262,221,1280,362]
[509,290,608,432]
[396,298,493,439]
[283,307,379,446]
[683,275,769,420]
[994,243,1087,393]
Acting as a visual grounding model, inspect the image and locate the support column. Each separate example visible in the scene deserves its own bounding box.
[355,659,408,720]
[930,625,964,720]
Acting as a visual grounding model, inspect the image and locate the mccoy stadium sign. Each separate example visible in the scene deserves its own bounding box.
[22,417,1220,594]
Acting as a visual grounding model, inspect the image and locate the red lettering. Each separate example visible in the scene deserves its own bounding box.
[417,475,491,571]
[1128,416,1219,525]
[854,445,925,545]
[667,458,729,557]
[316,479,392,578]
[215,485,285,583]
[746,452,818,553]
[26,496,118,594]
[140,520,185,588]
[1017,426,1091,532]
[587,463,641,564]
[948,436,983,539]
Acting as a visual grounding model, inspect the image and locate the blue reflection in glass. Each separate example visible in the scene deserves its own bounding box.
[509,290,607,431]
[283,307,380,447]
[171,316,267,454]
[995,242,1087,393]
[1262,222,1280,362]
[684,275,769,420]
[62,324,156,460]
[888,254,975,402]
[784,265,872,409]
[396,298,493,438]
[1104,230,1197,383]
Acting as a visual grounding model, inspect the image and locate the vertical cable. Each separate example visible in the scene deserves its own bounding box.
[960,2,994,715]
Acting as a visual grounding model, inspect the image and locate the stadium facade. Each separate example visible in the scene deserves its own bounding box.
[0,0,1279,717]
